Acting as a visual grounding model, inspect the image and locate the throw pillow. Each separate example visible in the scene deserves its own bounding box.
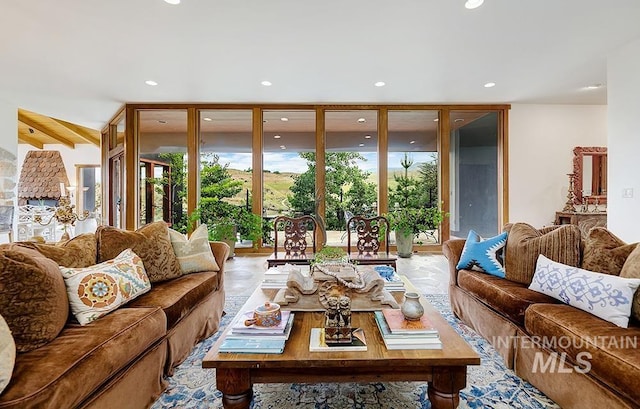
[0,247,69,352]
[6,233,97,268]
[96,221,182,283]
[582,227,637,276]
[530,254,640,328]
[0,313,15,394]
[168,224,220,274]
[620,245,640,322]
[456,230,508,278]
[60,248,151,325]
[504,222,581,285]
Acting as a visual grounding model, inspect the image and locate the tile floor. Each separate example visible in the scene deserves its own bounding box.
[223,252,451,297]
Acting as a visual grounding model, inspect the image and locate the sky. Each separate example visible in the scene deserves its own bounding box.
[215,151,436,174]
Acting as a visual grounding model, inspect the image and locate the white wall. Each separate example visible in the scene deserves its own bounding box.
[608,38,640,242]
[0,100,17,244]
[509,104,607,228]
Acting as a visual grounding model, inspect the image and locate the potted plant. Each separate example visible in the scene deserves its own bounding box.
[386,206,446,258]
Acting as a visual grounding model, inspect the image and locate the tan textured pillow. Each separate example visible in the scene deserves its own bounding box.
[0,313,15,394]
[620,245,640,322]
[582,228,637,276]
[504,223,581,285]
[169,224,220,274]
[0,248,69,352]
[7,233,97,268]
[96,221,182,283]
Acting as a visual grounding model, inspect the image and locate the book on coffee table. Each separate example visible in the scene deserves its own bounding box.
[374,311,442,350]
[229,310,293,335]
[374,311,438,339]
[309,328,367,352]
[219,337,286,354]
[227,312,295,340]
[381,308,438,335]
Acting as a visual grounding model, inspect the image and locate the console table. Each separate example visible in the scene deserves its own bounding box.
[554,211,607,236]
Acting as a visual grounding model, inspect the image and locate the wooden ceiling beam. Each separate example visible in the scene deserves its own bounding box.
[18,110,75,149]
[18,129,44,149]
[53,118,100,146]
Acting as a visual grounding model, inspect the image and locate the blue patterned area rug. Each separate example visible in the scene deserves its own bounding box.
[152,294,559,409]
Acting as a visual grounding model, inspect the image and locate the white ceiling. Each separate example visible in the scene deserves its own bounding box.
[2,0,640,131]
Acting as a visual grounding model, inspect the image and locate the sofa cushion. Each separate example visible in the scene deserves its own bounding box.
[620,244,640,322]
[2,233,97,268]
[0,313,15,395]
[456,230,508,278]
[168,224,220,274]
[96,221,182,283]
[128,271,220,329]
[458,269,558,325]
[0,307,165,409]
[525,303,640,404]
[504,222,581,285]
[60,249,152,325]
[582,227,637,276]
[0,247,69,352]
[530,255,640,327]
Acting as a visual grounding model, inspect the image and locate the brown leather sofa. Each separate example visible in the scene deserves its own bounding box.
[0,227,229,409]
[443,226,640,409]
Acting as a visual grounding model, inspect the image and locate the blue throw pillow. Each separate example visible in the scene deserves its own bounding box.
[456,230,508,278]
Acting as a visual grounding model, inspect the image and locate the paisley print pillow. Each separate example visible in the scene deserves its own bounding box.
[60,249,151,325]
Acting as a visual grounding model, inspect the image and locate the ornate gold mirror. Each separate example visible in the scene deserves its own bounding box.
[573,146,607,205]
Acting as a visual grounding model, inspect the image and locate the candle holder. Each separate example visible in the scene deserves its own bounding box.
[562,173,577,212]
[33,196,89,241]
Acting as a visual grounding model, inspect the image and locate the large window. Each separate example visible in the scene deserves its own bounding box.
[388,110,440,243]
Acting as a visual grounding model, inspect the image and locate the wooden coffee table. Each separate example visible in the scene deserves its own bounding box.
[203,282,480,409]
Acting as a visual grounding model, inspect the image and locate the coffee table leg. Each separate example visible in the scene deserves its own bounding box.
[428,366,467,409]
[216,368,253,409]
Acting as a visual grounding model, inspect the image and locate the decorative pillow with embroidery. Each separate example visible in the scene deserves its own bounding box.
[581,227,637,276]
[60,249,151,325]
[168,224,219,274]
[96,221,182,283]
[456,230,508,278]
[0,313,16,394]
[530,254,640,328]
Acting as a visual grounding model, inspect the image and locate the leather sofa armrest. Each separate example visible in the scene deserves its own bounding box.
[209,241,231,287]
[442,239,466,286]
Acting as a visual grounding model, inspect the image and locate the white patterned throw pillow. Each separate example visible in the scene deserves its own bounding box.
[168,224,220,274]
[60,249,151,325]
[530,254,640,327]
[0,313,16,394]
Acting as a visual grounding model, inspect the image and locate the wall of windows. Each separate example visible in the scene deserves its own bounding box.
[103,104,508,253]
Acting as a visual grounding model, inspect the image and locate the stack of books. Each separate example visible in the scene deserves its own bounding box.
[309,327,368,352]
[374,309,442,350]
[219,310,295,353]
[261,264,303,289]
[373,266,405,292]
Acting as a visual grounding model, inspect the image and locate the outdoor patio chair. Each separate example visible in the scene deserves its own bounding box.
[347,215,396,269]
[267,215,317,268]
[0,205,14,242]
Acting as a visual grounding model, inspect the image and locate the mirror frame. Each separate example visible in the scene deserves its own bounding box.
[573,146,607,205]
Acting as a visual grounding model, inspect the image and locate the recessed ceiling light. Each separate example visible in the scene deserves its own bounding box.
[465,0,484,9]
[364,135,372,139]
[484,82,496,88]
[280,145,286,150]
[280,117,289,122]
[274,135,281,139]
[203,117,212,122]
[585,83,603,90]
[158,120,167,124]
[357,118,366,123]
[433,118,439,122]
[359,143,365,147]
[145,80,158,86]
[455,118,465,123]
[164,0,180,4]
[374,81,386,87]
[261,80,272,86]
[410,140,416,144]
